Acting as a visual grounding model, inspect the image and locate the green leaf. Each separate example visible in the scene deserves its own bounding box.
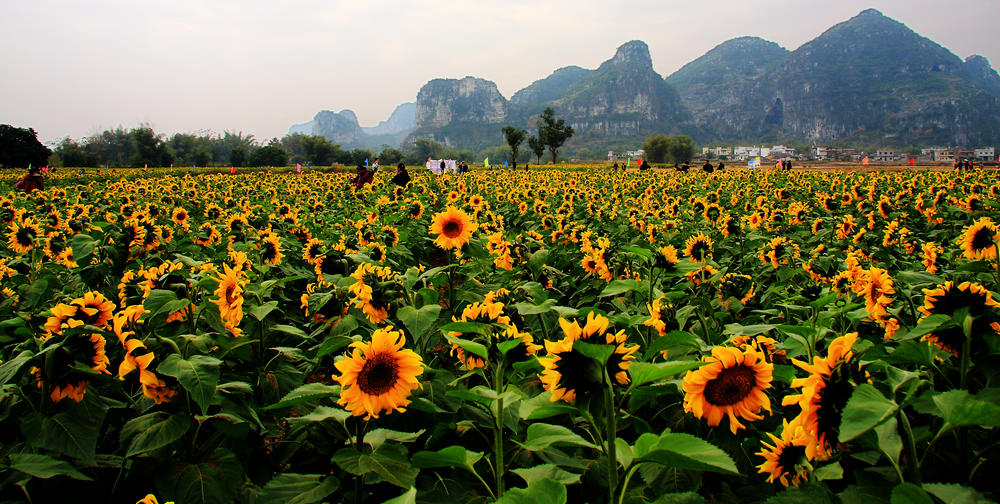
[397,304,441,340]
[633,432,740,476]
[440,321,493,335]
[572,340,615,365]
[332,444,418,489]
[270,324,310,340]
[143,289,181,317]
[121,412,191,457]
[839,384,897,442]
[257,473,340,504]
[364,428,425,450]
[380,487,417,504]
[0,350,33,385]
[814,462,843,481]
[896,314,951,341]
[890,483,933,504]
[517,423,598,451]
[287,405,351,424]
[69,234,98,264]
[445,335,488,359]
[512,464,581,486]
[628,361,704,387]
[157,448,242,504]
[263,382,340,411]
[766,484,835,504]
[875,418,902,474]
[495,479,567,504]
[157,354,222,415]
[600,279,641,298]
[514,298,558,315]
[249,301,279,321]
[922,483,992,504]
[723,323,777,336]
[411,446,483,473]
[930,389,1000,430]
[8,453,92,481]
[21,401,105,462]
[24,277,50,308]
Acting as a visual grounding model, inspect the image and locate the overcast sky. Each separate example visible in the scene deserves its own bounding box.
[2,0,997,144]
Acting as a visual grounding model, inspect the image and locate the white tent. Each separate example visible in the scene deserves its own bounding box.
[427,159,457,174]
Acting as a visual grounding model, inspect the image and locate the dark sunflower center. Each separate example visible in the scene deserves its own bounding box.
[776,444,806,474]
[262,242,277,261]
[704,365,756,406]
[16,227,35,246]
[225,284,238,304]
[357,353,399,395]
[817,365,854,440]
[443,220,462,238]
[691,242,710,261]
[74,304,104,325]
[970,226,995,251]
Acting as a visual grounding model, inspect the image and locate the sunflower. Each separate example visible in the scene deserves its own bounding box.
[348,262,396,324]
[655,245,680,271]
[368,242,387,262]
[758,237,800,269]
[260,232,284,266]
[136,494,174,504]
[381,226,400,248]
[756,420,812,487]
[33,329,112,403]
[682,345,773,434]
[171,207,190,229]
[537,313,639,403]
[302,238,324,265]
[429,206,477,250]
[781,333,861,459]
[958,217,999,261]
[852,268,895,322]
[918,281,1000,357]
[835,215,855,240]
[333,326,424,420]
[921,242,942,274]
[408,201,424,220]
[193,222,220,247]
[684,232,714,263]
[718,273,755,305]
[210,263,247,337]
[7,219,41,255]
[644,296,671,336]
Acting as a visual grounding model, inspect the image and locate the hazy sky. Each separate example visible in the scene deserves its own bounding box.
[2,0,997,144]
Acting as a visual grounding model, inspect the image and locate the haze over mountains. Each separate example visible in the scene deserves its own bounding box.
[288,8,1000,155]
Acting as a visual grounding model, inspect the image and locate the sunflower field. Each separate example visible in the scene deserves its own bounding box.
[1,166,999,504]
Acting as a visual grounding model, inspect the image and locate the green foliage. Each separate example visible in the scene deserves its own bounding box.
[537,107,574,163]
[502,126,528,165]
[0,124,51,168]
[642,134,670,163]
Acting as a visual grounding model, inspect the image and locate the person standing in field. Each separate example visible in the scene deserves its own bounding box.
[15,166,44,193]
[702,160,714,173]
[391,163,411,187]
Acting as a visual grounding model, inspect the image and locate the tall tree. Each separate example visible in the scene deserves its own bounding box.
[667,135,697,164]
[501,126,527,166]
[537,107,574,163]
[0,125,52,168]
[527,135,545,164]
[642,134,670,163]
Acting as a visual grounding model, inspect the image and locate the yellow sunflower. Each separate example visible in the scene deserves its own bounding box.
[211,263,247,337]
[684,232,714,263]
[682,345,773,434]
[958,216,999,261]
[781,333,860,460]
[260,232,284,266]
[918,281,1000,357]
[7,219,41,255]
[537,313,639,403]
[429,206,477,250]
[756,420,812,487]
[333,326,424,420]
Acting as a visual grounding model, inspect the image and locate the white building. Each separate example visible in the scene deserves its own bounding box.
[975,147,995,160]
[874,150,901,162]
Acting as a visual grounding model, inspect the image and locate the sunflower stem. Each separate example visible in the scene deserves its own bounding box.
[493,362,506,498]
[603,371,618,504]
[617,465,640,504]
[899,410,921,484]
[354,419,368,504]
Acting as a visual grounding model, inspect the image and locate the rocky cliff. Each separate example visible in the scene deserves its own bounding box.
[669,9,1000,146]
[415,77,508,128]
[510,66,592,106]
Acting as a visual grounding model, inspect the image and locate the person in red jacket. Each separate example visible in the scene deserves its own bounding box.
[15,166,44,193]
